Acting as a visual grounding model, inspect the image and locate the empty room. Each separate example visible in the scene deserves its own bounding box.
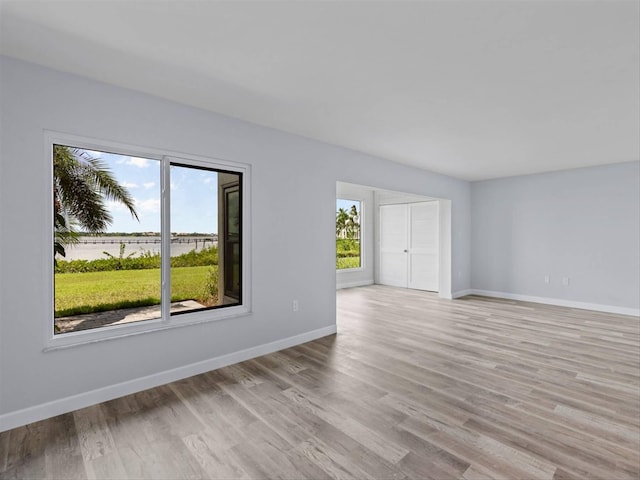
[0,1,638,479]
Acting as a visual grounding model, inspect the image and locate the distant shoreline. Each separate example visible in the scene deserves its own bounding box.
[59,235,218,261]
[74,232,217,237]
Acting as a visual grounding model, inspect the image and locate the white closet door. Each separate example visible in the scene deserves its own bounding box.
[408,202,439,291]
[379,204,408,287]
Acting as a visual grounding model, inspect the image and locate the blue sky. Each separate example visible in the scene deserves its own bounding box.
[88,149,359,233]
[86,149,218,234]
[337,198,360,214]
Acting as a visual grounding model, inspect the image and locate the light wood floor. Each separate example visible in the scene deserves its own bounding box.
[1,285,639,479]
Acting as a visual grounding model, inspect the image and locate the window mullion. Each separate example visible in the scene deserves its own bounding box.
[161,157,171,322]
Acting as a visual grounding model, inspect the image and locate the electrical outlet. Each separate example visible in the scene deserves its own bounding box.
[292,300,299,312]
[562,277,570,286]
[544,275,550,284]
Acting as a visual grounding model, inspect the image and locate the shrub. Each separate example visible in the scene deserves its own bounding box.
[204,266,219,305]
[171,246,218,268]
[55,245,218,273]
[336,238,360,258]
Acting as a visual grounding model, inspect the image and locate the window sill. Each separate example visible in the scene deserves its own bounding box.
[44,305,251,352]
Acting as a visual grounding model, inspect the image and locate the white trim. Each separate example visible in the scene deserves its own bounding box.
[44,130,252,349]
[0,325,337,433]
[438,199,452,300]
[336,279,374,290]
[453,289,474,299]
[336,266,365,273]
[161,155,171,323]
[43,306,251,351]
[465,289,640,317]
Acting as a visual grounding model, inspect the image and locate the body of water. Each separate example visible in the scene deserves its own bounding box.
[58,236,217,261]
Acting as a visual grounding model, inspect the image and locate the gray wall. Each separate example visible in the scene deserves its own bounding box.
[0,56,471,424]
[4,54,634,429]
[471,162,640,310]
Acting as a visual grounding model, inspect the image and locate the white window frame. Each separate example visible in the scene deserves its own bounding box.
[44,131,251,351]
[336,197,364,272]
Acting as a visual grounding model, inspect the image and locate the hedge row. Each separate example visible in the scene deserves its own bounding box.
[336,238,360,258]
[55,246,218,273]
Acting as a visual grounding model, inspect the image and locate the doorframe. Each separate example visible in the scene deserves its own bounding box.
[374,191,452,299]
[336,182,452,299]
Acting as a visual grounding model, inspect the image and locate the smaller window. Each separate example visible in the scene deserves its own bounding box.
[336,199,361,270]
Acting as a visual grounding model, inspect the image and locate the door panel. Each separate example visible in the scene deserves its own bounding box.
[223,185,241,301]
[410,202,438,249]
[380,252,408,287]
[380,204,407,250]
[379,204,408,287]
[379,201,439,292]
[408,202,439,291]
[409,253,439,291]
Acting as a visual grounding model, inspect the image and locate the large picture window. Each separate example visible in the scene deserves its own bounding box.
[50,136,248,343]
[336,199,361,270]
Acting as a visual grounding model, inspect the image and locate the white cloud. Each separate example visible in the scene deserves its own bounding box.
[121,182,138,189]
[127,157,151,168]
[106,200,128,212]
[107,197,160,214]
[203,177,214,184]
[136,198,161,213]
[143,181,156,189]
[116,156,153,168]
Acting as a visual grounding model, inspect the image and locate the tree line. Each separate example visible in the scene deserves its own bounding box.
[336,204,360,239]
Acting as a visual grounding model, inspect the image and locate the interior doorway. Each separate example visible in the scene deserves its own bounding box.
[336,182,452,299]
[379,201,439,292]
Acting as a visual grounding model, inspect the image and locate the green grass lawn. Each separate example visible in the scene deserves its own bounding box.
[55,265,214,317]
[336,238,360,270]
[336,256,361,269]
[56,249,361,317]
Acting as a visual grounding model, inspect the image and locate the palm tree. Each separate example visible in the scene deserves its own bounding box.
[53,145,139,257]
[336,207,349,238]
[348,204,360,239]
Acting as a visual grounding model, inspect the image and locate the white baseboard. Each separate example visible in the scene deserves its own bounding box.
[0,325,337,433]
[467,289,640,317]
[336,279,374,290]
[452,289,474,299]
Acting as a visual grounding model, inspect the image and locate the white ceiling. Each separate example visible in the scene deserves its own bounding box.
[1,1,638,181]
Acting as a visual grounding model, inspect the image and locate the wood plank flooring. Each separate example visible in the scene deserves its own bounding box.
[1,285,639,479]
